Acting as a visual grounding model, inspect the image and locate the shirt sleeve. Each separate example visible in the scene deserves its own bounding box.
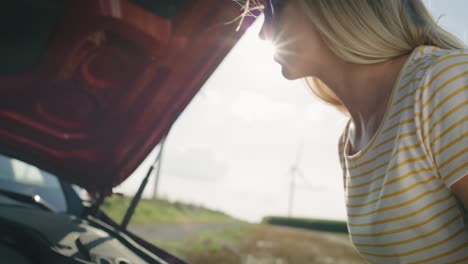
[415,50,468,188]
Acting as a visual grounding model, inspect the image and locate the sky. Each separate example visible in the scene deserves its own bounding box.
[115,1,468,223]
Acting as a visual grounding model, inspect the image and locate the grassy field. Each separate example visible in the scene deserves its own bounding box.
[153,224,365,264]
[102,196,365,264]
[101,195,239,224]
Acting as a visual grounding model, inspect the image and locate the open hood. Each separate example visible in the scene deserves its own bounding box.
[0,0,256,193]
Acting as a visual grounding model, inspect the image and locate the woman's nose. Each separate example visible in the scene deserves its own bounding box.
[258,21,272,41]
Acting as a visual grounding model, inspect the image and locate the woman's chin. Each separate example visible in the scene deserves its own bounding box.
[280,66,299,80]
[281,67,291,79]
[275,58,301,80]
[274,57,298,80]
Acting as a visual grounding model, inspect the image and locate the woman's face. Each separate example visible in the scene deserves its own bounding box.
[259,0,337,80]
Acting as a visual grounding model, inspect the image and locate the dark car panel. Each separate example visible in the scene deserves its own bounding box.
[0,1,258,263]
[0,0,254,193]
[0,206,168,263]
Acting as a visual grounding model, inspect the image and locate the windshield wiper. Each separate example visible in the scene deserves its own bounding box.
[0,189,56,212]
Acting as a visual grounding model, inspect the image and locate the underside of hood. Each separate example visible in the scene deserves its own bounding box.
[0,0,256,193]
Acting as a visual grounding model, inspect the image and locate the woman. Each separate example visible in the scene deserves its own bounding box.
[243,0,468,263]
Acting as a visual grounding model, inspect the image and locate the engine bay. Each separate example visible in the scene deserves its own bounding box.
[0,205,166,264]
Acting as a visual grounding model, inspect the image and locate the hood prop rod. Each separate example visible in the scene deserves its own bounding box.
[121,135,167,229]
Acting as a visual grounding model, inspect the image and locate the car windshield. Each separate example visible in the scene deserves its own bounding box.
[0,154,67,212]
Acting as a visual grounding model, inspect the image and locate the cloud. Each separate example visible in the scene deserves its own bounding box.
[163,145,229,182]
[230,91,297,122]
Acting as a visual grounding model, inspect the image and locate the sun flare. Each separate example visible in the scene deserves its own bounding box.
[239,16,279,68]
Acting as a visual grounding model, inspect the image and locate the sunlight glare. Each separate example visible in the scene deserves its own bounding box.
[239,15,279,70]
[258,39,277,59]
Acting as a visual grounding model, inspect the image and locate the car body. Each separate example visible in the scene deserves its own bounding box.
[0,0,256,263]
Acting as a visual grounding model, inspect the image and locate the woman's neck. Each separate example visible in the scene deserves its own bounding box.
[323,54,411,151]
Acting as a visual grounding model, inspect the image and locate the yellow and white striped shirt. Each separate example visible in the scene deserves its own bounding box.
[339,46,468,264]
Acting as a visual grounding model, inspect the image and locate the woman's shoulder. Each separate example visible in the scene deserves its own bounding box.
[413,47,468,188]
[418,47,468,100]
[404,46,468,80]
[402,46,468,105]
[425,47,468,75]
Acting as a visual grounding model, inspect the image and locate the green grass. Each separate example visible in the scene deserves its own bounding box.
[100,195,239,225]
[262,216,348,233]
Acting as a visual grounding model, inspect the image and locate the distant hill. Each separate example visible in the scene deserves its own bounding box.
[100,195,241,224]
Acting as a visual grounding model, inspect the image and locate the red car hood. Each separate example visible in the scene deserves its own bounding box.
[0,0,255,193]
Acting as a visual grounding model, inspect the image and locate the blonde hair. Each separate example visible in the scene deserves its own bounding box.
[297,0,466,114]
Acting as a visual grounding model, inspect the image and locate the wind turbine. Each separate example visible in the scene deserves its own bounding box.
[287,140,305,217]
[286,138,326,217]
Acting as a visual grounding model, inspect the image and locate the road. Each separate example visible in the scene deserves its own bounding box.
[129,222,246,241]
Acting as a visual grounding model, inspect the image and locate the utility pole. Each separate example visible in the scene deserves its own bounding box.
[152,136,167,199]
[122,137,165,229]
